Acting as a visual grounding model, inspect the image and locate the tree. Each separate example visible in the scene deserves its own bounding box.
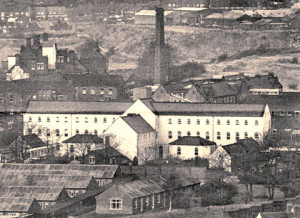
[170,62,206,82]
[162,173,182,212]
[132,156,138,166]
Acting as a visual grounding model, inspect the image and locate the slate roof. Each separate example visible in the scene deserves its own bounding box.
[88,146,130,159]
[244,92,300,112]
[143,100,267,117]
[222,138,261,155]
[202,81,241,98]
[63,134,103,144]
[22,134,46,148]
[26,101,133,114]
[169,136,216,146]
[272,116,300,130]
[245,74,283,89]
[122,114,155,134]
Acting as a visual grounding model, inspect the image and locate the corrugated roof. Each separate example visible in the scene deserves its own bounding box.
[0,186,65,201]
[0,197,36,212]
[0,164,119,179]
[63,134,103,144]
[169,136,216,146]
[26,101,133,114]
[122,115,155,134]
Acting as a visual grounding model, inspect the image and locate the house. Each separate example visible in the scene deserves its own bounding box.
[24,101,133,143]
[169,136,217,159]
[208,145,232,172]
[220,138,262,172]
[152,83,194,102]
[6,64,30,81]
[76,40,108,74]
[84,146,132,165]
[62,134,104,158]
[0,146,14,163]
[55,49,87,74]
[63,74,126,101]
[95,179,168,215]
[245,73,283,95]
[10,134,49,160]
[271,116,300,143]
[105,114,156,163]
[47,6,68,21]
[163,0,207,9]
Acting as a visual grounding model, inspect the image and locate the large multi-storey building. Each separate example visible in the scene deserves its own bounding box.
[23,99,271,161]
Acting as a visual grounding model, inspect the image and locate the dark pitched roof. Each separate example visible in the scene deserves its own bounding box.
[244,92,300,112]
[26,101,133,114]
[169,136,216,146]
[22,134,46,148]
[204,81,241,98]
[146,101,267,117]
[222,138,261,155]
[104,179,165,199]
[75,40,107,60]
[245,74,283,89]
[272,116,300,130]
[63,134,103,144]
[88,146,130,159]
[257,212,293,218]
[122,115,155,134]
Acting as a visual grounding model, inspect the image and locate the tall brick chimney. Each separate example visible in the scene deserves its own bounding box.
[154,7,168,85]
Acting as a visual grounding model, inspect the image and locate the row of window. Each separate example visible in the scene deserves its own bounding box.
[82,87,113,96]
[0,94,14,103]
[30,129,100,137]
[168,131,259,140]
[168,118,259,126]
[29,116,115,124]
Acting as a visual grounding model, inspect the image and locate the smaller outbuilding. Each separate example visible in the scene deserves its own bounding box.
[84,146,132,165]
[169,136,217,159]
[95,179,168,215]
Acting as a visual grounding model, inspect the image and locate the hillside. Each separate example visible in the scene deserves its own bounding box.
[0,24,299,88]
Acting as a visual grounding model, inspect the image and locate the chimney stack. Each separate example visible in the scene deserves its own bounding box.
[33,35,40,47]
[26,37,31,47]
[154,7,168,85]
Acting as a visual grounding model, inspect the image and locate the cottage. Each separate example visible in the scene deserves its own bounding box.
[95,180,168,215]
[169,136,216,159]
[62,134,104,158]
[84,146,132,165]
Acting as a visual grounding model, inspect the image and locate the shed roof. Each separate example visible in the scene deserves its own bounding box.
[122,114,155,134]
[106,179,165,199]
[26,101,133,114]
[63,134,103,144]
[169,136,216,146]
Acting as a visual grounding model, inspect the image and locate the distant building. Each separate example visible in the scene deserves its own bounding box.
[134,10,173,25]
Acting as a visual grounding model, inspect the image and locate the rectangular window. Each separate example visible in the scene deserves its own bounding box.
[9,94,13,103]
[0,94,3,102]
[89,156,95,164]
[82,88,86,95]
[108,88,113,95]
[168,118,172,124]
[227,132,230,140]
[91,89,95,95]
[32,62,35,69]
[110,199,122,210]
[195,148,198,156]
[37,63,45,70]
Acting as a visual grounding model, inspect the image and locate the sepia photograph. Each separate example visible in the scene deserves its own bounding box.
[0,0,299,217]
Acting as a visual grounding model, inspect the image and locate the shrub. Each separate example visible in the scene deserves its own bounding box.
[172,191,192,209]
[218,53,229,62]
[288,83,298,90]
[197,181,238,206]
